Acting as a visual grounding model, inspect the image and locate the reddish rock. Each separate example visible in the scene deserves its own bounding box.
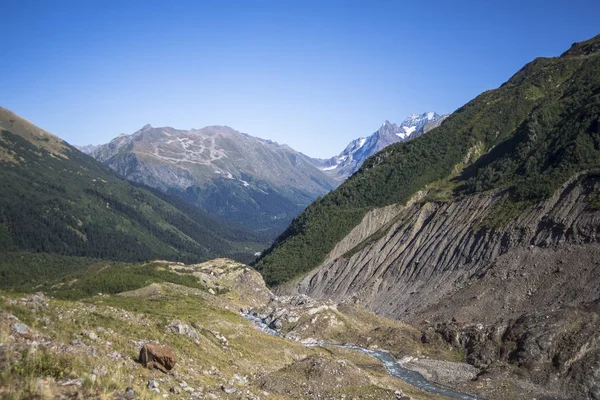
[139,343,176,373]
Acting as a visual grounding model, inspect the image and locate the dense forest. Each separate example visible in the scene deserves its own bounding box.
[0,115,268,287]
[255,35,600,286]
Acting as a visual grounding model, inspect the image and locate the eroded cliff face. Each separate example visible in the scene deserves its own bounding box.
[278,174,600,322]
[276,175,600,398]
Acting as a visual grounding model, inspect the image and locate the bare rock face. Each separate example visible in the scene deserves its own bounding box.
[139,343,177,373]
[277,174,600,398]
[283,175,600,322]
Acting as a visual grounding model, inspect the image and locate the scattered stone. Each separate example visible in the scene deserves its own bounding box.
[123,387,137,399]
[170,387,181,394]
[394,390,413,400]
[70,339,85,347]
[269,319,283,330]
[221,384,237,394]
[208,330,228,346]
[58,378,84,387]
[10,322,31,339]
[83,330,98,341]
[167,320,200,340]
[108,351,124,359]
[28,293,48,310]
[139,343,177,373]
[147,380,159,389]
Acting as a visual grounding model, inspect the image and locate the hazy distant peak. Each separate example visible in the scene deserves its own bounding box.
[319,111,446,179]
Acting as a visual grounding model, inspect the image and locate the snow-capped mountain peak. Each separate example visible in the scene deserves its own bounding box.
[396,111,441,139]
[317,111,447,179]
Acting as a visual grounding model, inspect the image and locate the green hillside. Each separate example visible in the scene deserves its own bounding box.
[0,107,267,286]
[255,34,600,286]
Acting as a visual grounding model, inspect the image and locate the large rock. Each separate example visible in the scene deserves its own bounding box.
[167,320,199,340]
[139,343,176,373]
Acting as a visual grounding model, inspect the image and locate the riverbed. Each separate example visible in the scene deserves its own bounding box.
[243,312,483,400]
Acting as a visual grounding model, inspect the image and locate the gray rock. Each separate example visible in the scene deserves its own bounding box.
[83,330,98,340]
[92,365,108,377]
[123,387,136,399]
[167,320,200,341]
[147,380,159,389]
[269,319,283,330]
[221,384,237,394]
[11,322,29,335]
[58,378,84,387]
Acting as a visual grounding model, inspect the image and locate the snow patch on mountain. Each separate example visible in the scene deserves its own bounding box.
[319,112,446,179]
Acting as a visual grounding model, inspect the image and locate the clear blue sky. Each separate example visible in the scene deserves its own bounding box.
[1,0,599,158]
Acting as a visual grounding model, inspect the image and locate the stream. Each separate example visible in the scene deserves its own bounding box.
[243,312,483,400]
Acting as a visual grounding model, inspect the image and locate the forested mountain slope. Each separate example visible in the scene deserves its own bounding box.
[255,34,600,286]
[252,33,600,400]
[0,107,266,268]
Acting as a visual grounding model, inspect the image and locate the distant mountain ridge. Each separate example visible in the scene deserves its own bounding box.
[88,124,339,237]
[315,112,447,179]
[75,144,100,154]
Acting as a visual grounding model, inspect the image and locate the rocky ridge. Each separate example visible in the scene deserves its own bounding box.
[88,125,338,236]
[315,112,447,179]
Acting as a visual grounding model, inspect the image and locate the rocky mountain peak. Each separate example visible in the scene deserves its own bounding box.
[318,111,446,179]
[87,124,338,237]
[561,33,600,57]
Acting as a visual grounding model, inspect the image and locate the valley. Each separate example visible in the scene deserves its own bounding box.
[0,9,599,400]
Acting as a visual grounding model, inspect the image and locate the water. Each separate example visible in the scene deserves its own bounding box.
[242,312,483,400]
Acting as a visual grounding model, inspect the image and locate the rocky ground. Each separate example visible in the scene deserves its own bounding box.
[250,294,582,400]
[1,257,594,399]
[0,259,460,400]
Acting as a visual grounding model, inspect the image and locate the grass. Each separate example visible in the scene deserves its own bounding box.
[0,257,467,399]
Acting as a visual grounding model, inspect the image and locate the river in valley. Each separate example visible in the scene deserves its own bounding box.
[242,312,483,400]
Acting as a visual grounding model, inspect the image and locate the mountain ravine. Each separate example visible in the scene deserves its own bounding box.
[257,34,600,399]
[89,125,339,237]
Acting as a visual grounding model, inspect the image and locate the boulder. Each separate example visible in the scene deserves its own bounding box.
[167,320,200,340]
[139,343,176,373]
[11,322,31,339]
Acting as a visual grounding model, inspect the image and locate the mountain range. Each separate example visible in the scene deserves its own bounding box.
[79,112,445,237]
[2,32,600,400]
[86,124,338,237]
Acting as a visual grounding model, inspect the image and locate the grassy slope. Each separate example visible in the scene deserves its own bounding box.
[255,34,600,286]
[0,262,452,400]
[0,109,269,284]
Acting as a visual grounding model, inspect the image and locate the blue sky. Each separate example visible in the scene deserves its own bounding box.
[1,0,599,158]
